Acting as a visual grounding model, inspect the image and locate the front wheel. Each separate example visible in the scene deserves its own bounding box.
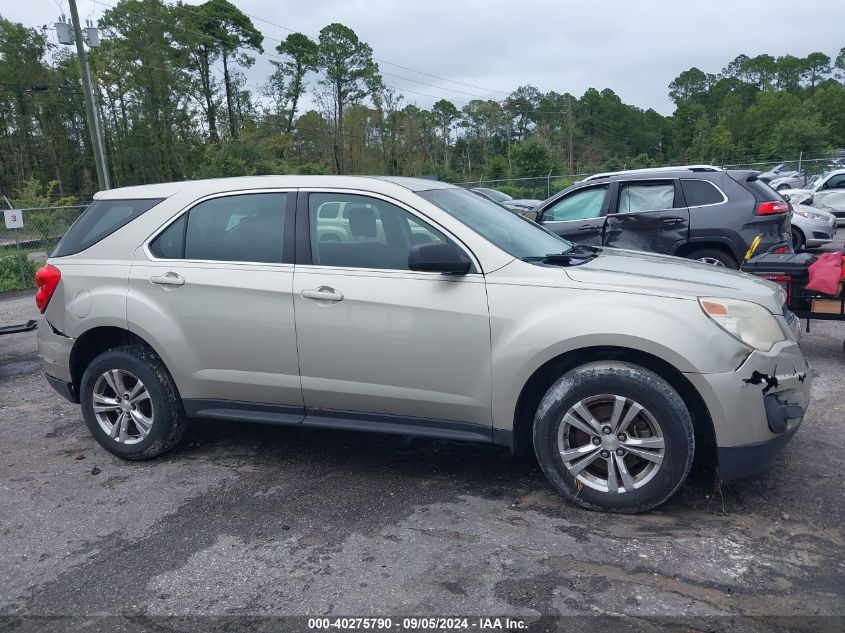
[533,362,695,513]
[80,345,187,460]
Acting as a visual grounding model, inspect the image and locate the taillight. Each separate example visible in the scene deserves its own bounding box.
[34,264,61,313]
[756,201,789,215]
[774,246,789,254]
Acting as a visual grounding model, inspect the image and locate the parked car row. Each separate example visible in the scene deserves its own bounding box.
[471,164,843,260]
[471,166,792,268]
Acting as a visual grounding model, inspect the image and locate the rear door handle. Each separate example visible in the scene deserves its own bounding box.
[578,224,595,231]
[301,287,343,302]
[150,272,185,286]
[661,217,684,225]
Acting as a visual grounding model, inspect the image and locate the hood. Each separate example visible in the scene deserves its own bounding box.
[563,248,784,314]
[780,188,814,204]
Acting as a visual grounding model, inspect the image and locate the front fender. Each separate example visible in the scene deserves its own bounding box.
[486,283,748,432]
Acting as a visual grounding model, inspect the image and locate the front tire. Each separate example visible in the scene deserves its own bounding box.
[533,362,695,513]
[80,345,187,460]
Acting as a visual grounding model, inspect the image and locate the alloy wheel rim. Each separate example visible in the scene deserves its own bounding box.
[92,369,153,445]
[697,256,726,267]
[557,394,665,494]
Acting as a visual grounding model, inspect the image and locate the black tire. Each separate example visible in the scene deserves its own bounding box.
[686,247,738,269]
[533,361,695,513]
[80,345,187,460]
[776,184,790,191]
[791,227,805,253]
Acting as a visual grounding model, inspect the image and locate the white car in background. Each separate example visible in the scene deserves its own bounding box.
[789,203,837,251]
[780,169,845,223]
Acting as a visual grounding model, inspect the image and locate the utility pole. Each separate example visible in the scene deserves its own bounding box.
[566,95,574,174]
[59,0,110,190]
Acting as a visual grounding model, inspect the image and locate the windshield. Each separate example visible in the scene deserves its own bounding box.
[806,172,829,190]
[418,188,573,259]
[474,188,512,203]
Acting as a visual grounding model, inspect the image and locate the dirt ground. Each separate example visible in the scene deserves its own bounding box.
[1,245,843,632]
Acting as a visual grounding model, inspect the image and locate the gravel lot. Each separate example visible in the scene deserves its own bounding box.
[1,242,843,632]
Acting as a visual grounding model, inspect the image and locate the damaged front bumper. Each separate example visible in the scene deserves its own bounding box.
[684,340,811,480]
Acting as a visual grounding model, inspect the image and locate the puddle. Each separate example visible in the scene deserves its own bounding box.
[0,359,41,378]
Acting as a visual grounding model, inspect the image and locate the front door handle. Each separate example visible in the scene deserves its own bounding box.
[661,217,684,225]
[301,286,343,302]
[150,272,185,286]
[578,224,595,231]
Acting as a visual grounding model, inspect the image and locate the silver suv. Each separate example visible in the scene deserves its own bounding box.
[36,176,811,512]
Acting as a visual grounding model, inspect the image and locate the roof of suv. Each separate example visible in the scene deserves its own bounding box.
[93,175,456,200]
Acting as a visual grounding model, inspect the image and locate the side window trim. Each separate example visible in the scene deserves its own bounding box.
[539,184,611,223]
[611,179,682,215]
[295,188,481,274]
[144,189,297,265]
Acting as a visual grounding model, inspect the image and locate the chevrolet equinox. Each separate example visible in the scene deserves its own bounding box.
[36,176,811,512]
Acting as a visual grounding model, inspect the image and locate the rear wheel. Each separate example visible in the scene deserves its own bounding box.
[533,362,695,513]
[776,184,791,191]
[686,247,738,269]
[791,227,805,252]
[80,345,187,460]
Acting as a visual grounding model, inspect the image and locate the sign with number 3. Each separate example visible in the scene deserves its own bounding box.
[3,209,23,229]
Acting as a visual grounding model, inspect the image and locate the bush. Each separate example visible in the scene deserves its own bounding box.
[0,253,38,292]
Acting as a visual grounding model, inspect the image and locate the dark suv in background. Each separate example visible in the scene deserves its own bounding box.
[523,166,791,268]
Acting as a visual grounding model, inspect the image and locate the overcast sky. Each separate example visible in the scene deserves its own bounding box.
[6,0,844,115]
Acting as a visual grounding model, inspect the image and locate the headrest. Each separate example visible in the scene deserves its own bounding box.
[347,205,377,238]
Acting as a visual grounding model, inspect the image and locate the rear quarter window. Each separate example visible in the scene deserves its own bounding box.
[52,198,164,257]
[739,179,782,202]
[681,179,725,206]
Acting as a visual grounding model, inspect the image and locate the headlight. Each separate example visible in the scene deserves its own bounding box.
[698,298,786,351]
[794,209,827,222]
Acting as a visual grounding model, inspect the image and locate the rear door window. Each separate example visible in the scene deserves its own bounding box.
[52,198,164,257]
[149,193,287,264]
[616,182,676,213]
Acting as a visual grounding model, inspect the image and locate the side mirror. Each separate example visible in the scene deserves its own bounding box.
[408,242,472,274]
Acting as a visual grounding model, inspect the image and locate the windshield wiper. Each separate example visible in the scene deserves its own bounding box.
[521,245,599,266]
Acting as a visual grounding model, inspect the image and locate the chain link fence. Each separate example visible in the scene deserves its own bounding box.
[1,204,86,292]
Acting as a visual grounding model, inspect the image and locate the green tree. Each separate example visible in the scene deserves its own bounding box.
[196,0,263,139]
[803,52,831,91]
[316,23,381,174]
[431,99,460,169]
[272,32,318,133]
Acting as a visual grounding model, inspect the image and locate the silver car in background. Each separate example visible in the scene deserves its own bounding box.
[36,176,811,513]
[789,203,837,251]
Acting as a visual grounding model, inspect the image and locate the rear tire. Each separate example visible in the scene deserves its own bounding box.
[686,247,738,269]
[791,227,805,253]
[80,345,187,460]
[533,362,695,513]
[776,184,790,191]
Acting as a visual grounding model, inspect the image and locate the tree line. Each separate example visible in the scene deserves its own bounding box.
[1,0,844,200]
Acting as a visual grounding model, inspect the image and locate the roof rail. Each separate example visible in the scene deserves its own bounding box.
[583,165,724,181]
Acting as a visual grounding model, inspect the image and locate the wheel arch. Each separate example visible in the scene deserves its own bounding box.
[674,240,740,263]
[510,346,716,466]
[69,326,164,395]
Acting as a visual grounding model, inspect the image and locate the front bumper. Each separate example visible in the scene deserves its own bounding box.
[802,216,837,247]
[684,340,811,480]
